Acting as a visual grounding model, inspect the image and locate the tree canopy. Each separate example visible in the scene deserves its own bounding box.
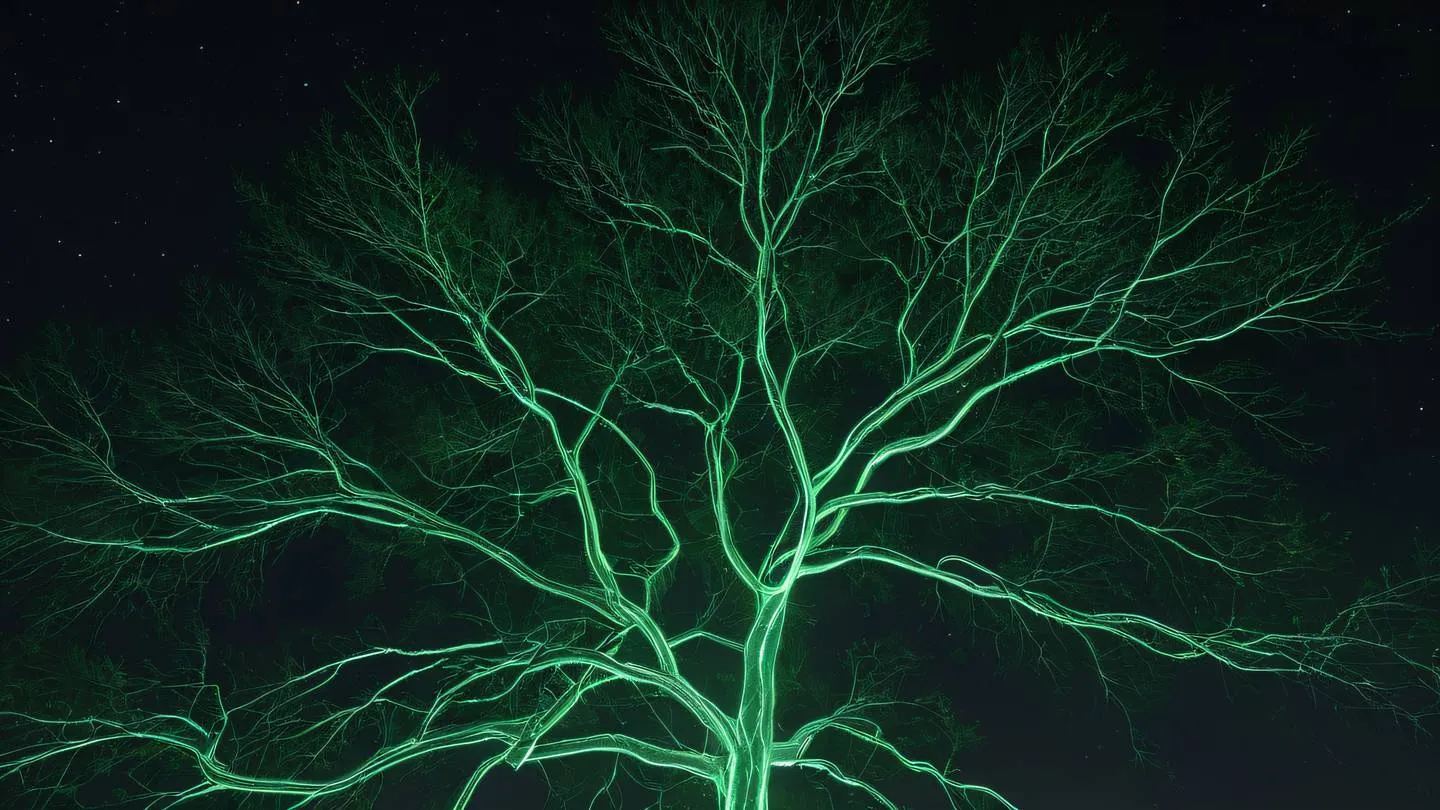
[2,1,1436,808]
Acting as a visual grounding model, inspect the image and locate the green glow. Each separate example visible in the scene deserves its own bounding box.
[1,1,1435,808]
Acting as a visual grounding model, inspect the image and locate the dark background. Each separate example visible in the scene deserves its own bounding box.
[2,1,1436,808]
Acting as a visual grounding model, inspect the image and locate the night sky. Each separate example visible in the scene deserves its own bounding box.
[2,1,1438,808]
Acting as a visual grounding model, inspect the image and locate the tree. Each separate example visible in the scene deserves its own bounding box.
[2,1,1436,808]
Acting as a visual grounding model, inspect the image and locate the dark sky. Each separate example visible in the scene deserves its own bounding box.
[2,1,1437,808]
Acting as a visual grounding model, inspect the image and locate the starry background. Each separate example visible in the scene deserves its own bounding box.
[1,1,1436,808]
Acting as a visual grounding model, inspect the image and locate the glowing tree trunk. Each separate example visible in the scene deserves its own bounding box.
[726,594,787,810]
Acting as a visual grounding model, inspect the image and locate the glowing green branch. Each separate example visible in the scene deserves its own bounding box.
[796,543,1437,720]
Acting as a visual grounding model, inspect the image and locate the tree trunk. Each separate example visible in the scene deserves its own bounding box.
[721,592,788,810]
